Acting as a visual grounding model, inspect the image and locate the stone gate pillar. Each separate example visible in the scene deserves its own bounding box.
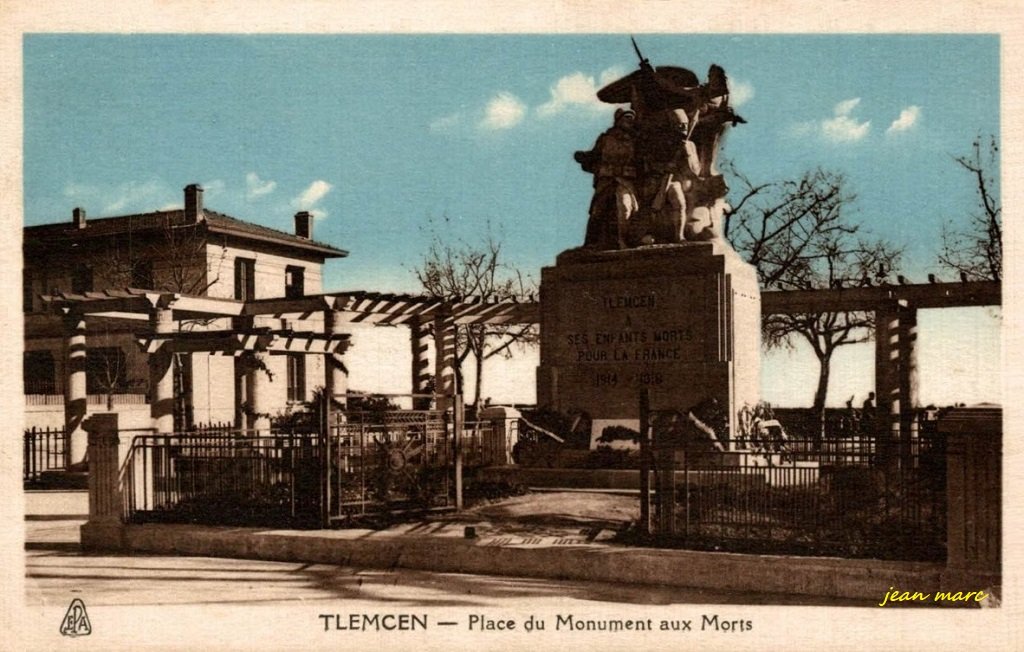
[939,407,1001,596]
[80,413,127,550]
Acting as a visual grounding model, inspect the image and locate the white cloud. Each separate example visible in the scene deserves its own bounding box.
[63,182,97,199]
[598,66,626,86]
[822,115,871,142]
[536,68,622,118]
[729,79,755,107]
[202,179,226,199]
[833,97,862,117]
[479,92,527,131]
[292,180,333,210]
[429,112,463,134]
[245,172,277,199]
[886,105,921,134]
[819,97,871,142]
[103,180,164,213]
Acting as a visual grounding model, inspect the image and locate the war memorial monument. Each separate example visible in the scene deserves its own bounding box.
[537,50,760,445]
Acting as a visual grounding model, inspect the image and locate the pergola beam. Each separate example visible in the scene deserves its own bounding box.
[136,329,351,354]
[761,281,1000,314]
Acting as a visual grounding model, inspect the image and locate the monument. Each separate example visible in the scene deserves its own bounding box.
[537,44,760,447]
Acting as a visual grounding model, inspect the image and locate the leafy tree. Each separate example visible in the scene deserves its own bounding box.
[938,135,1001,281]
[724,166,903,439]
[413,220,537,412]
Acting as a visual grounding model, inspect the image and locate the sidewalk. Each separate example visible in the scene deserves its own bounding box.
[76,492,943,605]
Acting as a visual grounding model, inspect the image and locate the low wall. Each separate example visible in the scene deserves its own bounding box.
[92,522,943,603]
[25,400,151,430]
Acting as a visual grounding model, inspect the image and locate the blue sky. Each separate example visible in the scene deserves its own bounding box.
[22,34,1001,406]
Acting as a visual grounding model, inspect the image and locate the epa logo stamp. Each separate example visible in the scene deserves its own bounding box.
[59,598,92,637]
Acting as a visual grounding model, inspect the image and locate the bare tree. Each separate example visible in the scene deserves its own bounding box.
[413,221,538,412]
[938,135,1001,281]
[104,216,229,429]
[725,166,903,438]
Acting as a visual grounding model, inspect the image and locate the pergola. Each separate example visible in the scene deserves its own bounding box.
[42,288,539,464]
[44,280,998,464]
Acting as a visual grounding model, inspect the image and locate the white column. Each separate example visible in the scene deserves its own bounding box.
[149,306,175,434]
[324,310,349,409]
[63,314,88,469]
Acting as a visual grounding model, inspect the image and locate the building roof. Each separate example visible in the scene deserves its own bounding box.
[24,209,348,258]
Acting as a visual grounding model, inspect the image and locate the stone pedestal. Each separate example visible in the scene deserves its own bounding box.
[537,242,760,446]
[939,407,1001,595]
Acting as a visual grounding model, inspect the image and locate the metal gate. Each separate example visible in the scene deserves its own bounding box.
[323,394,463,524]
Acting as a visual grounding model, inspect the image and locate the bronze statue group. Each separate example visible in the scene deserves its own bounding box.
[575,52,745,250]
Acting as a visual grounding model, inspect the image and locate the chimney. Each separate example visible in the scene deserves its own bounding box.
[184,184,204,223]
[72,207,86,229]
[294,211,313,239]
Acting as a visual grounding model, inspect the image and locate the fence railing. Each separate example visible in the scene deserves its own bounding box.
[123,429,323,527]
[643,434,947,562]
[24,426,67,481]
[120,414,512,527]
[25,393,148,406]
[461,420,508,467]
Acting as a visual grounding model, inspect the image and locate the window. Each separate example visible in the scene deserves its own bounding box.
[286,354,306,403]
[71,265,93,294]
[234,257,255,301]
[285,266,305,299]
[130,260,154,289]
[23,351,56,394]
[86,347,128,395]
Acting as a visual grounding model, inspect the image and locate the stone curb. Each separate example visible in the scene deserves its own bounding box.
[111,523,943,602]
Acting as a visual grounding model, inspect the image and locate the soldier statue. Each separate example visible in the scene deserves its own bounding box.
[574,41,745,250]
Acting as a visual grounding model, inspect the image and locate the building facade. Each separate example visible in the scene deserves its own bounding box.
[23,184,348,431]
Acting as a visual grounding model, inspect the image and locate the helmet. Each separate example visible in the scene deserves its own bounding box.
[614,108,636,122]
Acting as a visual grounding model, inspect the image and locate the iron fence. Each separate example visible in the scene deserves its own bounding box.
[461,420,508,467]
[24,426,67,482]
[645,434,947,562]
[124,429,323,527]
[325,410,453,523]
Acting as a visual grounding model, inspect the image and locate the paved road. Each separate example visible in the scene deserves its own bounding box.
[26,519,863,608]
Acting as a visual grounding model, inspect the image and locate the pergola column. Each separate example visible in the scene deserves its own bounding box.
[433,313,457,412]
[324,310,349,410]
[874,305,900,463]
[898,307,920,460]
[63,313,88,469]
[247,352,271,433]
[149,305,175,434]
[410,317,432,409]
